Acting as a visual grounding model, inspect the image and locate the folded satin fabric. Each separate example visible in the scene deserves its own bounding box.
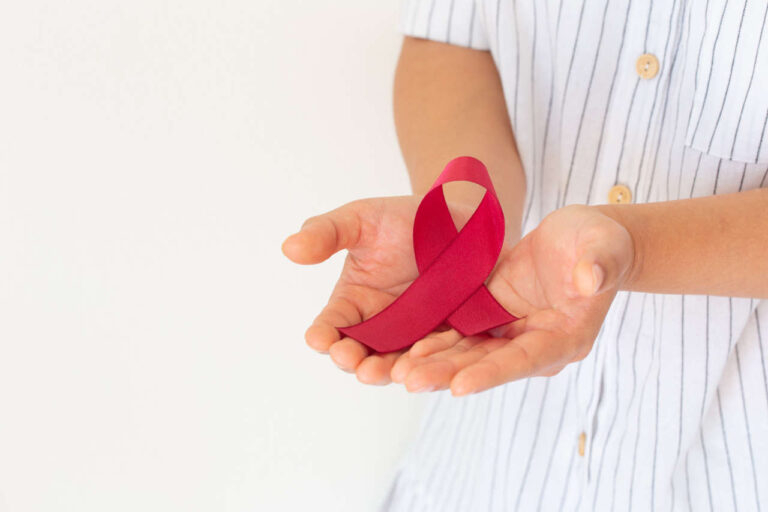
[338,156,518,353]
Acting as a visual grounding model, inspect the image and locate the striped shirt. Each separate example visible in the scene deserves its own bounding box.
[380,0,768,510]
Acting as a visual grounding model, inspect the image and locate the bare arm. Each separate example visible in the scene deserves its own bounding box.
[598,187,768,298]
[394,36,526,239]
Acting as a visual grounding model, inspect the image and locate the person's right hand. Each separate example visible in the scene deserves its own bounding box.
[281,196,474,385]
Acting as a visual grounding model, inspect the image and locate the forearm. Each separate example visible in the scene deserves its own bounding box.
[394,36,526,240]
[597,187,768,298]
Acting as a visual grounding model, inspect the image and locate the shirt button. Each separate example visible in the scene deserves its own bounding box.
[578,432,586,457]
[608,184,632,204]
[636,53,659,79]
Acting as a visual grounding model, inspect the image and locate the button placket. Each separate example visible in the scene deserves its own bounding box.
[579,301,619,486]
[569,358,591,490]
[573,352,601,488]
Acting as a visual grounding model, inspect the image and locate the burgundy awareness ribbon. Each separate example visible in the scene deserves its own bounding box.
[337,156,518,353]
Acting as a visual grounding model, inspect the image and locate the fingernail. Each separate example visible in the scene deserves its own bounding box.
[333,361,354,373]
[411,384,436,393]
[489,326,506,338]
[591,264,604,295]
[357,373,388,386]
[451,379,481,396]
[281,233,301,255]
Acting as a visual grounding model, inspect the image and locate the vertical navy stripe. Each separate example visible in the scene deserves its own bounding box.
[511,380,551,510]
[667,2,695,201]
[705,0,748,153]
[599,294,645,510]
[426,0,437,38]
[512,0,520,126]
[454,392,493,510]
[758,108,768,163]
[561,0,612,206]
[557,435,578,510]
[735,343,763,512]
[716,390,738,511]
[484,386,506,511]
[684,0,713,138]
[756,311,768,410]
[498,379,530,509]
[643,0,687,203]
[689,0,731,144]
[609,294,650,510]
[585,0,634,204]
[557,0,589,180]
[627,291,660,509]
[433,396,482,510]
[729,0,767,159]
[632,0,680,200]
[445,0,456,42]
[468,1,476,46]
[699,296,714,511]
[535,385,572,510]
[521,0,539,229]
[611,0,656,192]
[651,294,667,510]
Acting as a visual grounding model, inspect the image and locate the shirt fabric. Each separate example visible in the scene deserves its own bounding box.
[380,0,768,510]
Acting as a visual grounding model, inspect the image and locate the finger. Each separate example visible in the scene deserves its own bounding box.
[403,359,456,392]
[390,351,413,383]
[539,363,567,377]
[305,296,362,352]
[450,329,569,396]
[488,316,529,339]
[409,329,463,358]
[356,350,404,385]
[329,337,371,372]
[573,259,605,297]
[390,329,462,383]
[281,202,363,265]
[400,336,508,391]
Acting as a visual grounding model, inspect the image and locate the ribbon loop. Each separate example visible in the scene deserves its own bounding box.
[337,156,517,353]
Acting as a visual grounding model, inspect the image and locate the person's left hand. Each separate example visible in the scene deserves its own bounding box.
[390,204,636,395]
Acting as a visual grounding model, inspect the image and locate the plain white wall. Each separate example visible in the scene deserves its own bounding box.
[0,1,426,510]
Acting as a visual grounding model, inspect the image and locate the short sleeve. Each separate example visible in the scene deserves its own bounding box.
[398,0,490,50]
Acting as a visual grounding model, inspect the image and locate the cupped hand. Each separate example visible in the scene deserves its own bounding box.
[390,204,636,395]
[281,196,475,385]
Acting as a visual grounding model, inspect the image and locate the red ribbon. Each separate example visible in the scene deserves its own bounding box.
[337,156,518,353]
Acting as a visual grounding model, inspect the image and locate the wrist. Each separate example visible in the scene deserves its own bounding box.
[591,203,644,292]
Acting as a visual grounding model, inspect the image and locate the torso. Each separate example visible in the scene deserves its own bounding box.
[384,0,768,510]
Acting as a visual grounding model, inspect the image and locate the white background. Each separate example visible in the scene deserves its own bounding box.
[0,1,425,510]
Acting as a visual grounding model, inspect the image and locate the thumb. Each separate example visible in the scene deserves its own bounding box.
[281,202,363,265]
[572,221,634,297]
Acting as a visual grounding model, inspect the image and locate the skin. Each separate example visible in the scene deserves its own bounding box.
[281,37,768,397]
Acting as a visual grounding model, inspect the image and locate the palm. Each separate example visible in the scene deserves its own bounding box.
[491,213,616,339]
[334,197,420,305]
[390,205,633,394]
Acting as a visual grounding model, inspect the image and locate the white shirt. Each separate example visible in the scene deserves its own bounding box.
[381,0,768,510]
